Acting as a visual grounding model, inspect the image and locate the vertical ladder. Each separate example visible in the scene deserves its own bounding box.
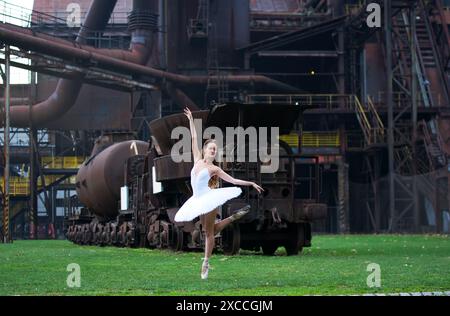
[205,22,228,106]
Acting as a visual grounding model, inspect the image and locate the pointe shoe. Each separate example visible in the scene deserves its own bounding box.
[201,260,209,280]
[229,205,251,223]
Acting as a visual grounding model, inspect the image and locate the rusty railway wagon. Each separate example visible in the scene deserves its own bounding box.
[66,103,327,255]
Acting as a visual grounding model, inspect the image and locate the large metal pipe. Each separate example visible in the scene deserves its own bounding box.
[0,25,298,91]
[0,22,150,65]
[2,0,118,128]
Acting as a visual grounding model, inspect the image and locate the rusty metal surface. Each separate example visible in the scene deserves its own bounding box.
[154,155,193,181]
[166,0,207,71]
[210,0,250,66]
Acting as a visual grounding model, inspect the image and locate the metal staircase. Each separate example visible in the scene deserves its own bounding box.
[420,0,450,103]
[353,95,385,146]
[420,120,447,170]
[429,0,450,73]
[375,0,449,232]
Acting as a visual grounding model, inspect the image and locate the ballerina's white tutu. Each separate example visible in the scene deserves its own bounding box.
[174,167,242,222]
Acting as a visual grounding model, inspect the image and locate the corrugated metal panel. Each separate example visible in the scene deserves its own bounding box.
[250,0,301,12]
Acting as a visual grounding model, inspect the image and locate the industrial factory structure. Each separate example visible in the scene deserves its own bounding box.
[1,0,450,244]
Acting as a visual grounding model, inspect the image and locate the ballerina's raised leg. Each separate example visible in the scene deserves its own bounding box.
[200,205,250,279]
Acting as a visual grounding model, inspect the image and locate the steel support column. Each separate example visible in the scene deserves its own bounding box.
[29,128,38,239]
[411,4,419,232]
[337,157,349,233]
[385,0,396,232]
[2,46,12,243]
[29,70,37,239]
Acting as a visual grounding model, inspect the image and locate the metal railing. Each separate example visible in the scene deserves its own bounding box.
[245,94,354,110]
[278,133,299,148]
[354,95,386,145]
[354,95,372,144]
[0,175,78,196]
[375,91,443,107]
[40,156,85,169]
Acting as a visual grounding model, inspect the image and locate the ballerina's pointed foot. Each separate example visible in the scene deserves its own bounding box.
[230,205,251,223]
[201,259,209,280]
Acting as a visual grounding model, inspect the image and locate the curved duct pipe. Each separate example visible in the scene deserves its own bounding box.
[2,0,118,128]
[2,0,158,128]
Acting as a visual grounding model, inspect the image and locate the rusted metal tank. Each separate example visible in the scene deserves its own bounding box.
[76,140,149,219]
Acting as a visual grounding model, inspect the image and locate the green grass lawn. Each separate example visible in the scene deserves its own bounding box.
[0,235,449,296]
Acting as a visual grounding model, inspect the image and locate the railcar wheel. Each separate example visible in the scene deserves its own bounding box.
[67,226,73,241]
[261,242,278,256]
[75,226,82,244]
[104,224,111,245]
[222,224,240,255]
[91,225,98,244]
[100,225,107,245]
[119,227,127,246]
[125,225,136,247]
[283,223,304,256]
[169,225,184,251]
[96,225,104,246]
[110,225,118,245]
[82,225,91,245]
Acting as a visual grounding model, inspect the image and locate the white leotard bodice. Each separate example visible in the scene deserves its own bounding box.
[191,168,212,197]
[174,166,242,222]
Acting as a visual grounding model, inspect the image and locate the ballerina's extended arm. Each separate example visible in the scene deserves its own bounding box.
[213,167,264,194]
[184,107,202,163]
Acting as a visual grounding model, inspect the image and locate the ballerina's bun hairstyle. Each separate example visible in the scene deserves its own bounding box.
[203,139,220,188]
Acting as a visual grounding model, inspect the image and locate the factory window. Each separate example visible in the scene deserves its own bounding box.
[56,207,65,217]
[37,196,47,216]
[56,190,66,199]
[0,129,49,146]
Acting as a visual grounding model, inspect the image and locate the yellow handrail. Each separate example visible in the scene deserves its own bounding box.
[367,95,385,132]
[301,132,340,147]
[41,156,85,169]
[353,95,371,144]
[1,175,77,196]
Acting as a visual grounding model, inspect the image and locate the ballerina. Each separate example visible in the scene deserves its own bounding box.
[174,107,264,280]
